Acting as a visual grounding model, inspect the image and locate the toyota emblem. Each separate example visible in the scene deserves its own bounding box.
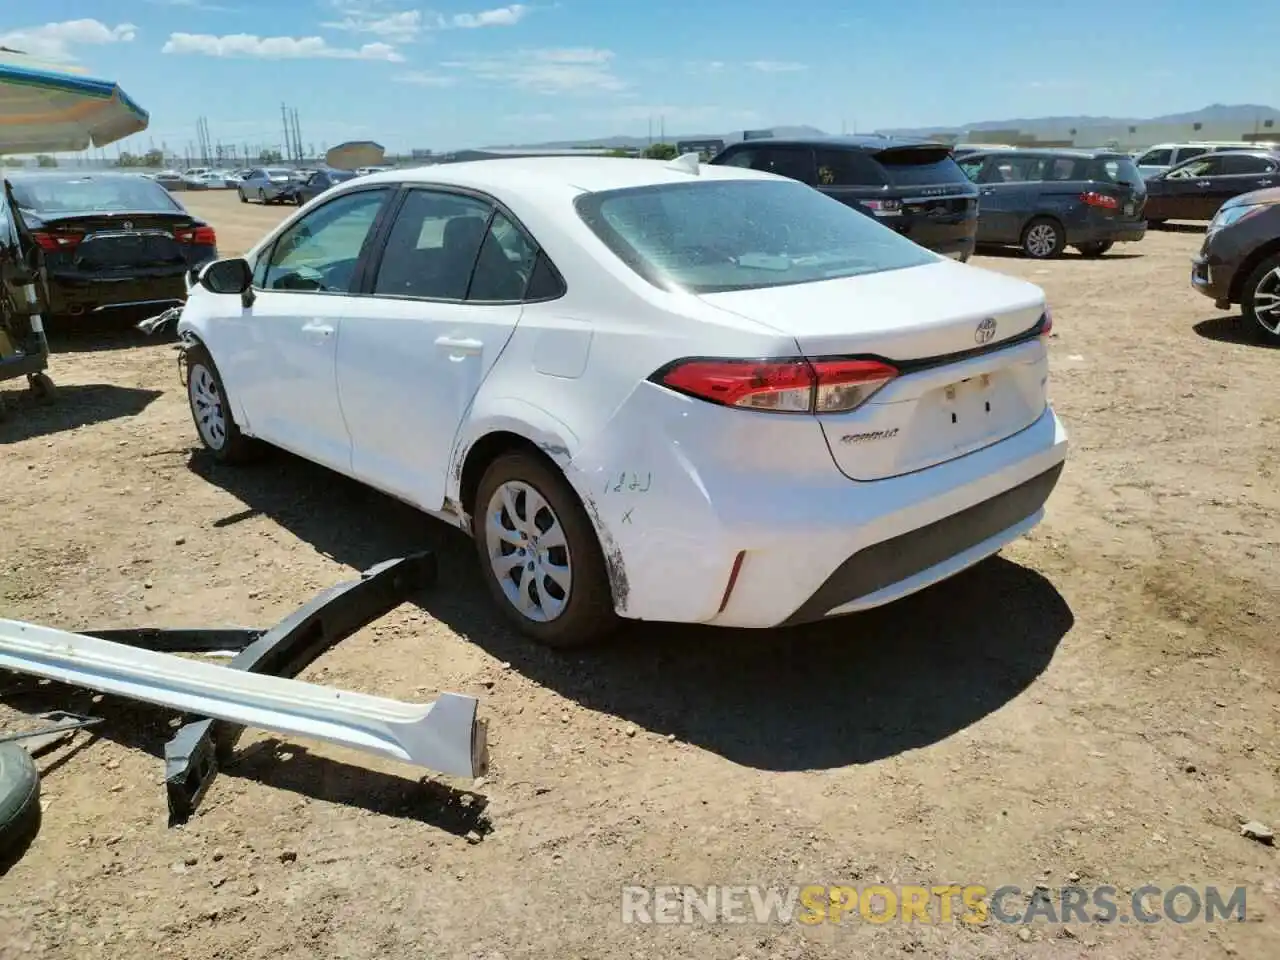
[974,317,997,344]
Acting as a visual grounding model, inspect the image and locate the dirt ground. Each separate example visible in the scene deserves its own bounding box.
[1,191,1277,959]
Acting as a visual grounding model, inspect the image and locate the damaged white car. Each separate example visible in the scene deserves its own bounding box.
[175,156,1068,647]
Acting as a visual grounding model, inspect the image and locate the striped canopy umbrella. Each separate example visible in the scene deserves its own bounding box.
[0,47,148,154]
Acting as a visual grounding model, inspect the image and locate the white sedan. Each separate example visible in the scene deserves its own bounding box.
[178,156,1068,647]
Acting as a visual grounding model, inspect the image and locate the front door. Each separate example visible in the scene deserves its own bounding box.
[336,188,532,510]
[220,187,393,472]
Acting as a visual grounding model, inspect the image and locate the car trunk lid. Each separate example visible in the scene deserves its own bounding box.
[698,259,1050,481]
[32,212,200,271]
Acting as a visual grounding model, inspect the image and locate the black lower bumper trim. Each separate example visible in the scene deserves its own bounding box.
[779,461,1065,627]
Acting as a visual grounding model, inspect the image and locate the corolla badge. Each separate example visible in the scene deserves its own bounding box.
[974,317,997,344]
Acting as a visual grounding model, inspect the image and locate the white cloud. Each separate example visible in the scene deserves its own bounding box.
[0,19,137,62]
[441,47,624,94]
[162,32,404,61]
[321,3,529,40]
[322,7,422,42]
[395,70,456,86]
[447,5,530,28]
[746,60,807,73]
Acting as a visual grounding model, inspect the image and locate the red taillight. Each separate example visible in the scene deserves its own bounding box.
[1080,191,1119,210]
[175,225,217,245]
[655,357,898,414]
[31,230,82,252]
[860,198,902,217]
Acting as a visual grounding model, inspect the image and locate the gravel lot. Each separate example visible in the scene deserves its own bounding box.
[1,191,1277,959]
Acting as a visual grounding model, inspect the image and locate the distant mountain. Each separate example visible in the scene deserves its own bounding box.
[878,103,1280,137]
[480,125,827,151]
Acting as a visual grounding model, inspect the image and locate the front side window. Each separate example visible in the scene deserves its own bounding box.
[576,178,936,295]
[373,189,494,300]
[1173,146,1210,165]
[1138,149,1172,166]
[958,157,985,181]
[1167,155,1223,179]
[259,188,389,293]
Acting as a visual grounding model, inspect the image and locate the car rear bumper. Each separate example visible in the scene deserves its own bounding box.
[567,381,1068,628]
[1070,220,1147,244]
[45,272,190,317]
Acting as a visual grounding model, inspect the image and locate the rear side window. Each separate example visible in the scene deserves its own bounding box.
[1173,146,1209,165]
[1137,149,1172,166]
[1216,154,1275,175]
[874,147,972,187]
[813,149,884,187]
[717,146,815,185]
[1094,156,1145,188]
[373,190,493,300]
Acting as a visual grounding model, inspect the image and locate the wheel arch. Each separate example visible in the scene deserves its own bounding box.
[1228,239,1280,304]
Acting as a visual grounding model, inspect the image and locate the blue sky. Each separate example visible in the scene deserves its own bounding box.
[5,0,1279,156]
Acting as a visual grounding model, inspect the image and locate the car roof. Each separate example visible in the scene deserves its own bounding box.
[966,147,1127,159]
[719,134,946,152]
[353,156,777,195]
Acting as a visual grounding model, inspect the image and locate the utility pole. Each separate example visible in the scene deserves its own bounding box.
[281,102,293,161]
[292,108,303,162]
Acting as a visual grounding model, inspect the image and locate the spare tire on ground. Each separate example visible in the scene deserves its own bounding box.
[0,742,42,870]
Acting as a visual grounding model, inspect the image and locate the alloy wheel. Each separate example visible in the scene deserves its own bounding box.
[1025,224,1058,258]
[1253,267,1280,336]
[484,480,573,622]
[188,363,226,450]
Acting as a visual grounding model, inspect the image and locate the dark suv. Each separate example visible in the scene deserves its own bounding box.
[956,149,1147,259]
[1191,185,1280,342]
[709,136,979,261]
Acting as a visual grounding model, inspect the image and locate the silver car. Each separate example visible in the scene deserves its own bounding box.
[237,167,294,204]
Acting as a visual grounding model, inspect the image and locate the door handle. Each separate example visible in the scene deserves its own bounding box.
[301,320,333,335]
[1196,181,1212,188]
[434,335,483,353]
[1260,179,1274,186]
[980,188,995,195]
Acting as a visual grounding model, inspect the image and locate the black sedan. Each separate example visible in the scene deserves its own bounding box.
[278,168,357,205]
[1,172,217,322]
[1143,150,1279,224]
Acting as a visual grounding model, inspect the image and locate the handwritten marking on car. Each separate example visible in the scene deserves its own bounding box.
[606,472,652,494]
[840,428,900,445]
[622,509,634,525]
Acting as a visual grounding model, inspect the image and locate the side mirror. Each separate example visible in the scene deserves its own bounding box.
[198,257,255,307]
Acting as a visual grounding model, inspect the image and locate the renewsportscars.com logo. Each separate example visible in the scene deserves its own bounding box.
[620,884,1249,926]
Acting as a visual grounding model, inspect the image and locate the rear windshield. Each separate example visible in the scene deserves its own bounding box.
[575,178,937,295]
[10,176,181,214]
[874,147,972,187]
[1094,156,1145,189]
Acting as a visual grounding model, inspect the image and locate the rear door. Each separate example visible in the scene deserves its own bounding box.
[973,154,1040,242]
[1203,154,1280,215]
[336,187,532,510]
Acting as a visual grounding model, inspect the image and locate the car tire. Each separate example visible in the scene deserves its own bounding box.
[184,343,261,464]
[239,189,247,204]
[1075,240,1114,258]
[257,188,267,204]
[0,742,41,865]
[1241,253,1280,343]
[1020,218,1066,259]
[1147,218,1166,228]
[472,451,619,648]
